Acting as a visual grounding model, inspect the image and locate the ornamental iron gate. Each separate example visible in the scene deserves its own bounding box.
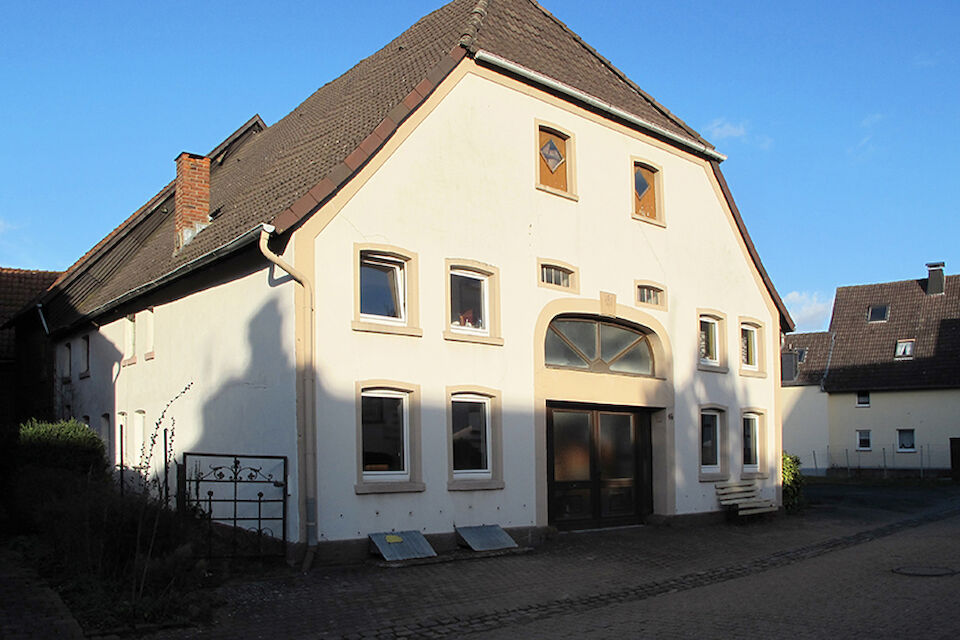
[178,452,287,559]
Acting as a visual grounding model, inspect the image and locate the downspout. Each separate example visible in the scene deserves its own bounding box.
[36,304,50,335]
[258,223,318,570]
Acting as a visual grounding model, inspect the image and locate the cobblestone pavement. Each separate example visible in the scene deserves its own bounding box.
[0,549,84,640]
[3,484,959,639]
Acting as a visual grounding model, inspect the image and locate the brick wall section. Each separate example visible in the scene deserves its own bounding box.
[174,153,210,246]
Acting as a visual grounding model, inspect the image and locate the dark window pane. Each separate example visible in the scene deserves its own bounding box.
[898,430,915,450]
[600,323,641,363]
[452,400,488,471]
[701,413,718,467]
[553,411,591,481]
[540,138,564,173]
[360,259,401,318]
[362,395,404,472]
[743,416,757,465]
[634,167,649,200]
[868,305,888,322]
[700,319,716,361]
[451,273,485,330]
[599,413,634,479]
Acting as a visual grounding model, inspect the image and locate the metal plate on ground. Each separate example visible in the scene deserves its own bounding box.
[369,530,437,561]
[456,525,518,552]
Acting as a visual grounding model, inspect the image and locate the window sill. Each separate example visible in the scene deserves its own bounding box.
[448,478,505,491]
[121,357,137,368]
[698,363,728,374]
[352,320,424,337]
[144,351,155,361]
[698,472,729,483]
[856,448,872,452]
[856,404,870,409]
[443,330,504,347]
[79,371,90,380]
[354,481,426,495]
[738,367,767,379]
[740,471,768,480]
[897,449,917,454]
[535,184,579,202]
[631,212,666,228]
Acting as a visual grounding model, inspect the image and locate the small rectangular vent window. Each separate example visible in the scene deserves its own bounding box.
[637,285,663,307]
[540,264,572,289]
[868,305,889,322]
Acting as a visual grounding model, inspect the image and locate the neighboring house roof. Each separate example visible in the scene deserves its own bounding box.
[0,268,61,359]
[823,274,960,392]
[782,272,960,393]
[781,331,832,387]
[24,0,792,334]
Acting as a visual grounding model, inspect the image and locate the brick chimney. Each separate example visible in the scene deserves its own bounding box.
[174,152,210,249]
[926,261,945,295]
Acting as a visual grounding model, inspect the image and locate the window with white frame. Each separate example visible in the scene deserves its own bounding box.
[359,252,406,322]
[741,325,758,370]
[897,428,916,452]
[856,429,872,450]
[894,339,914,359]
[699,315,720,367]
[144,308,155,357]
[123,315,136,362]
[700,410,721,473]
[451,394,491,477]
[361,389,409,480]
[856,391,870,407]
[540,264,572,289]
[868,304,889,322]
[742,413,759,469]
[450,269,488,334]
[636,283,666,310]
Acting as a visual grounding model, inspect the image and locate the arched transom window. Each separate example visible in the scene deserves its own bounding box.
[545,316,654,376]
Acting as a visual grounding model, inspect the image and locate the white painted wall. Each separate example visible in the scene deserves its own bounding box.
[782,385,830,475]
[307,66,782,539]
[828,389,960,471]
[54,260,300,538]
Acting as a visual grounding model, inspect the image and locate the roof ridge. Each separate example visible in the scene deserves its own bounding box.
[837,273,958,290]
[0,267,62,275]
[525,0,710,147]
[459,0,489,49]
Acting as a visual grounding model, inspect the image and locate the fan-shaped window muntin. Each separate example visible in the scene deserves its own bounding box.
[545,316,654,376]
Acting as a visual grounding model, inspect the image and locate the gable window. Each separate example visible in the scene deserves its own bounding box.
[698,311,726,371]
[856,429,872,450]
[444,260,502,346]
[353,245,422,337]
[545,316,654,376]
[635,281,667,310]
[894,339,915,359]
[355,381,424,494]
[536,123,576,199]
[868,304,889,322]
[856,391,870,407]
[632,161,662,225]
[897,428,916,452]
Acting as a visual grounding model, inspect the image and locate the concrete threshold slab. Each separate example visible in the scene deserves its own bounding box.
[375,545,532,568]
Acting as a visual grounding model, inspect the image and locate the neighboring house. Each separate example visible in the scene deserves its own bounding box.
[782,262,959,476]
[0,268,61,427]
[12,0,793,557]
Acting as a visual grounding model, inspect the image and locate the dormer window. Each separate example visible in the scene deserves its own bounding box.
[868,305,889,322]
[796,347,807,363]
[894,339,915,359]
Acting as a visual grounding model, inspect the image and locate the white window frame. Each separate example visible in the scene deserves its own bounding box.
[360,389,411,483]
[742,413,760,471]
[700,410,722,475]
[450,394,492,479]
[868,305,889,322]
[358,252,407,325]
[856,429,872,451]
[856,391,870,407]
[699,316,720,367]
[894,339,914,360]
[449,269,489,336]
[897,428,916,453]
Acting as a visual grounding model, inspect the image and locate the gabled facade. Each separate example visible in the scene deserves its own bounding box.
[17,0,792,555]
[782,262,960,476]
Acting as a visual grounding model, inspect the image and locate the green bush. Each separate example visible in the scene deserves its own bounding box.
[18,418,107,476]
[782,451,805,512]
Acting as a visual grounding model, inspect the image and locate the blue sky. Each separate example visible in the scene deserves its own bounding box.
[1,1,957,332]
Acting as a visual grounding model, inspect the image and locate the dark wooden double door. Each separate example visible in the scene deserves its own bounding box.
[547,403,653,529]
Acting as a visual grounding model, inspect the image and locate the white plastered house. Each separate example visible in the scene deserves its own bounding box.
[22,0,794,558]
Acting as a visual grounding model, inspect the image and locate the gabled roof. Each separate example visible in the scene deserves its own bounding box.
[821,274,960,392]
[29,0,791,334]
